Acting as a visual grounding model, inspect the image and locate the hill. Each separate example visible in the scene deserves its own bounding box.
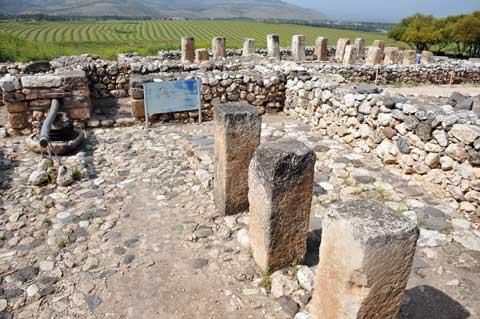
[0,0,324,20]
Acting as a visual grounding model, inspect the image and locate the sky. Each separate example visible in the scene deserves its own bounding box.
[285,0,480,22]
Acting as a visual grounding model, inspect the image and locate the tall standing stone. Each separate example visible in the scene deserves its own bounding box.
[355,38,365,59]
[384,47,400,64]
[242,38,256,56]
[292,35,306,62]
[315,37,328,61]
[267,34,281,59]
[343,45,358,65]
[421,51,434,64]
[403,50,417,65]
[335,38,351,62]
[195,49,209,63]
[248,139,315,272]
[372,40,385,50]
[311,200,419,319]
[214,103,261,216]
[181,36,195,63]
[365,47,383,65]
[212,37,226,60]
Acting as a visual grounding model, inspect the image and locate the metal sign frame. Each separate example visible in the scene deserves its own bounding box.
[143,79,202,128]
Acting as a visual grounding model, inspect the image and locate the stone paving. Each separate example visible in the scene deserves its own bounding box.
[0,114,479,319]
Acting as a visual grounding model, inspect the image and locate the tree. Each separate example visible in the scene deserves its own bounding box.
[388,14,436,52]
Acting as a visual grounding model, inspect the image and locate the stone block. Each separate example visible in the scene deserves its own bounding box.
[343,45,358,65]
[355,38,365,58]
[8,112,30,129]
[315,37,328,61]
[421,51,434,64]
[212,37,226,60]
[195,49,209,63]
[267,34,281,59]
[384,47,400,64]
[243,38,256,56]
[181,37,195,63]
[311,200,419,319]
[248,139,315,272]
[335,38,351,61]
[365,47,383,65]
[214,103,261,216]
[403,50,417,65]
[292,35,306,62]
[0,75,21,93]
[68,108,91,120]
[131,99,145,118]
[372,40,385,50]
[6,102,28,113]
[21,75,62,88]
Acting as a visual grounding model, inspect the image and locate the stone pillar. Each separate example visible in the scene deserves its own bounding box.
[195,49,209,63]
[311,200,419,319]
[365,47,383,65]
[267,34,280,59]
[355,38,365,59]
[248,139,315,272]
[335,38,351,62]
[403,50,417,65]
[421,51,434,64]
[181,36,195,63]
[372,40,385,50]
[384,47,400,64]
[242,38,256,56]
[315,37,328,61]
[212,37,226,60]
[343,45,358,65]
[292,35,306,62]
[214,103,261,216]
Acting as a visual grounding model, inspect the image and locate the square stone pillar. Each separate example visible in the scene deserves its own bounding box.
[292,35,306,62]
[195,49,209,63]
[242,38,256,56]
[372,40,385,50]
[421,51,434,64]
[403,50,417,65]
[335,38,351,62]
[384,47,400,64]
[181,36,195,63]
[212,37,226,60]
[248,139,315,272]
[365,47,383,65]
[311,200,419,319]
[214,103,261,216]
[343,45,358,65]
[315,37,328,61]
[267,34,280,59]
[355,38,365,59]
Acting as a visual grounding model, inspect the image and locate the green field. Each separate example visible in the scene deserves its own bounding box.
[0,20,405,62]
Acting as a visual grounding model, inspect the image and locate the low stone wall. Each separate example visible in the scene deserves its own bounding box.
[0,70,91,130]
[285,79,480,212]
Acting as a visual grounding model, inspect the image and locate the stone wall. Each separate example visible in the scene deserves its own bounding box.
[285,79,480,213]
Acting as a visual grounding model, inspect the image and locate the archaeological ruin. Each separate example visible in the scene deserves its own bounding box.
[0,34,480,319]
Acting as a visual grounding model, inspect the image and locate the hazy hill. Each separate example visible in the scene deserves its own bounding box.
[0,0,324,20]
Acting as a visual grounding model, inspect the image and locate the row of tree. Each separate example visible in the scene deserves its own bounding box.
[388,12,480,58]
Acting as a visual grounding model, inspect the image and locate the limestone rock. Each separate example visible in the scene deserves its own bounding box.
[29,170,49,186]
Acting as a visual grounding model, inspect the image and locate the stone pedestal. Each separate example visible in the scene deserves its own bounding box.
[343,45,358,65]
[355,38,365,59]
[195,49,209,63]
[267,34,281,59]
[315,37,328,61]
[384,47,400,65]
[212,37,226,60]
[243,38,256,56]
[248,139,315,272]
[403,50,417,65]
[335,38,351,62]
[181,37,195,63]
[292,35,306,62]
[311,200,419,319]
[214,103,261,216]
[421,51,434,64]
[366,47,383,65]
[372,40,385,50]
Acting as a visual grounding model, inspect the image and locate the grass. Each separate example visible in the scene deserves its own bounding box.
[0,19,406,61]
[262,270,272,290]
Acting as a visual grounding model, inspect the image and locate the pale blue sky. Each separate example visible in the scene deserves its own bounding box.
[285,0,480,21]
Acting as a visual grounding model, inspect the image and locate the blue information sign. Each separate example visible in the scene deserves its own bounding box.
[143,79,202,127]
